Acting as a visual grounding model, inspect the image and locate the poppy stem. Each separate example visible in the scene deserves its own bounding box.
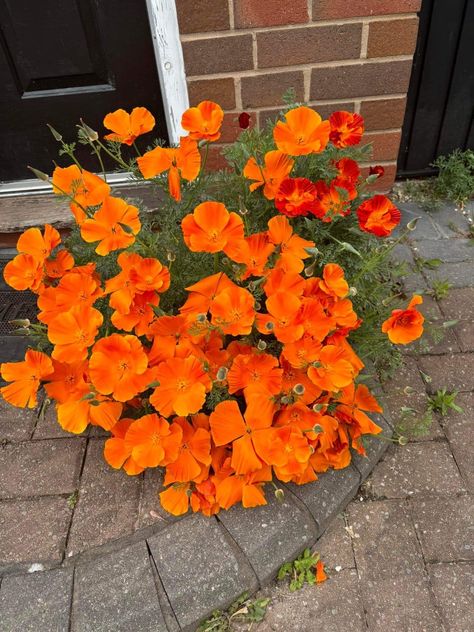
[214,251,219,273]
[132,141,142,157]
[95,140,131,170]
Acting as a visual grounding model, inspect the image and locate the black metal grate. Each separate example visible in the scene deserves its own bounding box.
[0,261,39,335]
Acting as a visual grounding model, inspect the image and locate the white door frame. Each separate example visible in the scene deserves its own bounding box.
[0,0,188,196]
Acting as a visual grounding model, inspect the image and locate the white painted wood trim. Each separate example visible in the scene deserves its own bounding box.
[145,0,189,144]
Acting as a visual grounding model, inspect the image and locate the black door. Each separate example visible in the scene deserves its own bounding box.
[0,0,168,182]
[398,0,474,177]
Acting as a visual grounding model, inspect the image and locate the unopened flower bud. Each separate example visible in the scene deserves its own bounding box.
[47,124,63,142]
[238,197,249,215]
[349,286,357,296]
[403,386,415,395]
[274,488,285,502]
[28,166,50,181]
[265,321,274,331]
[147,381,161,389]
[398,436,408,446]
[196,313,207,323]
[280,395,291,405]
[257,340,267,351]
[313,424,324,434]
[9,319,31,328]
[293,383,305,395]
[167,251,176,262]
[81,392,96,401]
[311,361,322,368]
[406,217,420,231]
[216,366,228,381]
[80,119,99,141]
[313,403,324,413]
[254,301,261,310]
[304,262,316,277]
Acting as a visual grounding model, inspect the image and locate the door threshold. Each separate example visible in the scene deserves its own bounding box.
[0,172,136,197]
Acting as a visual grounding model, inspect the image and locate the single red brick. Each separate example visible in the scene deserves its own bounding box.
[361,164,398,192]
[257,24,362,68]
[360,98,407,131]
[219,112,256,143]
[176,0,230,34]
[363,131,402,162]
[310,60,413,100]
[182,35,253,76]
[204,144,231,171]
[368,18,419,57]
[241,71,304,108]
[258,102,355,128]
[312,0,421,20]
[234,0,308,28]
[187,78,236,109]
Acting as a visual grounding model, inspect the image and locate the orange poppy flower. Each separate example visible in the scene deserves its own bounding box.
[215,466,272,510]
[80,196,141,255]
[382,294,424,344]
[227,352,283,395]
[312,180,351,222]
[243,150,294,199]
[209,285,256,336]
[273,106,330,155]
[209,400,283,474]
[329,111,365,148]
[267,215,314,273]
[282,334,322,369]
[103,107,155,145]
[148,315,192,365]
[16,224,61,262]
[181,100,224,142]
[335,383,382,454]
[124,413,183,468]
[263,268,305,298]
[319,263,349,298]
[225,232,275,280]
[164,417,212,484]
[333,157,360,193]
[257,292,304,343]
[3,254,44,292]
[103,419,144,475]
[1,350,53,408]
[307,345,354,392]
[48,305,103,362]
[316,560,327,583]
[357,195,401,237]
[280,357,322,405]
[276,402,321,437]
[111,291,158,336]
[275,177,318,217]
[44,249,75,279]
[89,334,153,402]
[150,356,211,417]
[52,165,111,223]
[137,136,201,202]
[159,484,192,516]
[190,478,220,516]
[44,360,88,403]
[57,396,123,435]
[181,201,244,254]
[272,425,312,482]
[179,272,234,318]
[54,268,103,310]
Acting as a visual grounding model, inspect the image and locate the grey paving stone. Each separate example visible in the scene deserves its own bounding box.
[351,414,392,480]
[0,567,73,632]
[0,336,29,363]
[368,442,465,498]
[428,561,474,632]
[453,320,474,352]
[401,271,429,294]
[67,439,141,557]
[73,541,167,632]
[286,465,360,532]
[426,203,472,233]
[136,467,176,530]
[148,514,258,631]
[315,513,355,570]
[391,242,415,265]
[253,569,367,632]
[0,497,71,568]
[405,295,461,354]
[0,438,85,499]
[411,238,473,263]
[382,356,428,413]
[32,404,82,440]
[347,499,443,631]
[418,353,474,392]
[218,488,318,585]
[424,260,474,289]
[0,399,36,442]
[443,392,474,492]
[438,287,474,320]
[410,495,474,563]
[396,204,444,239]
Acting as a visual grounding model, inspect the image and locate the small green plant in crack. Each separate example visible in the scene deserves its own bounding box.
[430,278,452,300]
[428,389,463,416]
[67,490,79,509]
[197,592,270,632]
[413,256,443,272]
[394,406,434,441]
[278,548,326,592]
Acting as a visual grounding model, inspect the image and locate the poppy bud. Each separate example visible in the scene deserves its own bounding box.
[406,217,420,231]
[313,403,324,412]
[47,124,63,142]
[274,488,285,502]
[167,251,176,262]
[349,286,357,296]
[147,381,161,389]
[238,197,249,215]
[265,321,274,331]
[196,313,207,323]
[293,383,305,395]
[304,262,316,277]
[313,424,324,434]
[369,165,385,178]
[81,392,96,401]
[80,119,99,142]
[216,366,228,381]
[9,319,31,328]
[257,340,267,351]
[280,395,291,405]
[398,436,408,446]
[28,166,50,181]
[238,112,251,129]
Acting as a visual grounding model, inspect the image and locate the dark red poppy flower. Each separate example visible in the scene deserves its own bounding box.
[238,112,251,129]
[369,165,385,178]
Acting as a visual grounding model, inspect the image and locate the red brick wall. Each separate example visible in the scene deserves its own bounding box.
[176,0,421,189]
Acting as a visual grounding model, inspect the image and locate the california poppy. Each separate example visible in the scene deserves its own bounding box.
[150,356,211,417]
[57,396,122,435]
[80,196,141,255]
[215,466,272,509]
[137,136,201,202]
[257,292,304,343]
[3,254,44,292]
[48,305,103,362]
[307,345,354,392]
[164,417,212,484]
[181,100,224,142]
[180,272,234,318]
[275,178,318,217]
[227,352,283,395]
[209,285,256,336]
[382,295,424,344]
[181,201,244,254]
[272,425,312,482]
[225,232,275,280]
[103,107,155,145]
[89,334,152,402]
[319,263,349,298]
[329,111,364,148]
[52,165,110,223]
[111,291,158,336]
[125,413,183,468]
[335,383,382,454]
[44,249,75,279]
[243,150,294,199]
[273,106,330,155]
[357,195,401,237]
[16,224,61,262]
[1,350,53,408]
[311,181,351,222]
[369,165,385,178]
[267,215,314,273]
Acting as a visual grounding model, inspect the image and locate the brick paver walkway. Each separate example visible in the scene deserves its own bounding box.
[249,202,474,632]
[0,202,472,630]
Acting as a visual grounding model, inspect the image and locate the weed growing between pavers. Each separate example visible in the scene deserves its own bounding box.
[428,389,464,416]
[197,593,270,632]
[278,548,327,591]
[1,98,427,519]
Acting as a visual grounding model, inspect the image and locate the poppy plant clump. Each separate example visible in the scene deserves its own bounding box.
[1,102,424,517]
